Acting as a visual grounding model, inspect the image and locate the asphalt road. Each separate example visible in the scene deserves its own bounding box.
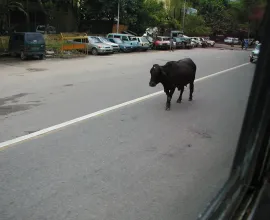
[0,49,254,220]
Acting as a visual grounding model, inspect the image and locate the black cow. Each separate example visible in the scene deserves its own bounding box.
[149,58,196,110]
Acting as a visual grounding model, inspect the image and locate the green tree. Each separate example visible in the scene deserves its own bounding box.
[0,0,29,31]
[81,0,141,24]
[184,14,212,36]
[196,0,231,35]
[129,0,167,34]
[36,0,81,32]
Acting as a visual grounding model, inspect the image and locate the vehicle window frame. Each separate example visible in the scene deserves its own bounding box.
[121,36,129,41]
[90,37,102,43]
[198,3,270,219]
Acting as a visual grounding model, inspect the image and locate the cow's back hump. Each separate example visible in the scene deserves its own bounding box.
[177,58,196,73]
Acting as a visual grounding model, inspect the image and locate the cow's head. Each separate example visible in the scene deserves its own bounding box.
[149,64,166,87]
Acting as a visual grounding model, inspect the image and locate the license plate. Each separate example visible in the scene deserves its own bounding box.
[31,47,39,51]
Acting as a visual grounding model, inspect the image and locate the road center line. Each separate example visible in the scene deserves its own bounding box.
[0,63,250,149]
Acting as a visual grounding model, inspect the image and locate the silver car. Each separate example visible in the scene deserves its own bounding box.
[74,36,113,55]
[250,43,261,63]
[96,36,120,52]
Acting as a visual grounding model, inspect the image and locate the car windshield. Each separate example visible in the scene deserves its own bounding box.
[25,33,44,43]
[163,37,170,41]
[113,38,123,44]
[89,37,102,43]
[129,36,137,41]
[100,37,111,43]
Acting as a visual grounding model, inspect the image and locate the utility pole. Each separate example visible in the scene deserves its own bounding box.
[182,0,186,33]
[117,0,120,33]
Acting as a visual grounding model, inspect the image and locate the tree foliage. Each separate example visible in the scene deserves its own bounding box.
[129,0,168,34]
[0,0,28,30]
[81,0,142,24]
[191,0,266,38]
[184,15,212,36]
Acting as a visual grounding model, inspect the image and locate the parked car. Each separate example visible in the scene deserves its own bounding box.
[181,36,192,49]
[203,37,215,47]
[224,37,234,44]
[8,32,46,60]
[74,36,113,55]
[190,39,197,48]
[107,38,133,52]
[233,38,239,44]
[153,36,170,49]
[191,37,202,47]
[144,36,154,49]
[107,33,139,51]
[250,43,261,63]
[36,25,56,34]
[96,36,120,53]
[132,36,150,51]
[199,37,208,48]
[173,37,185,49]
[224,37,240,45]
[191,38,199,47]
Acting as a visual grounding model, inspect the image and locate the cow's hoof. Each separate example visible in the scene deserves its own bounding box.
[177,99,182,103]
[189,98,193,101]
[165,107,170,111]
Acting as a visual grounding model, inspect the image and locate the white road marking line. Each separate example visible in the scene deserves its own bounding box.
[0,63,250,149]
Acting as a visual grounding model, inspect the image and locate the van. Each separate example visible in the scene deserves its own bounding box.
[106,33,139,50]
[8,32,46,60]
[132,36,150,51]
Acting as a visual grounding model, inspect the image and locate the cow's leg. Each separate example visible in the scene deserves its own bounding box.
[165,88,175,110]
[189,82,194,101]
[177,86,184,103]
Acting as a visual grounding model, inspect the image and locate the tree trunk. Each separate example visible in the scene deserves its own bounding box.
[36,0,49,32]
[8,11,10,28]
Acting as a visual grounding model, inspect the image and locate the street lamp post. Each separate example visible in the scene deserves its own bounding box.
[182,0,186,33]
[117,0,120,33]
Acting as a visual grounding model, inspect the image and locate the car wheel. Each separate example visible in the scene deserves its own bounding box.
[250,57,254,63]
[92,48,98,55]
[20,51,26,60]
[39,54,44,60]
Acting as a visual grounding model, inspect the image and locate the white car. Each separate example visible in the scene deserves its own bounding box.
[36,25,56,34]
[224,37,234,44]
[191,37,202,46]
[204,37,215,46]
[96,36,120,52]
[190,39,197,48]
[233,38,239,44]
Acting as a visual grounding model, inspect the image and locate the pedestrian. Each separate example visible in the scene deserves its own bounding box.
[244,39,248,50]
[241,40,244,50]
[170,37,174,52]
